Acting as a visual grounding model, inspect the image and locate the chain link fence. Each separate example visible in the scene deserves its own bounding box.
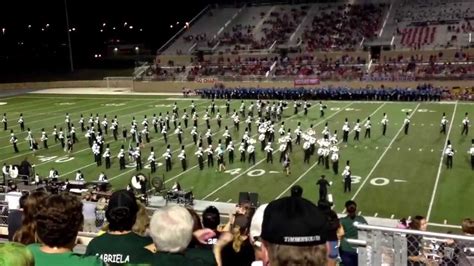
[348,223,474,266]
[0,201,7,226]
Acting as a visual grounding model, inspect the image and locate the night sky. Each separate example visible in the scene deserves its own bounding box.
[0,0,311,80]
[0,0,209,76]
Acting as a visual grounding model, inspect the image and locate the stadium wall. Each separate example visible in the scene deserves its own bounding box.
[0,80,473,93]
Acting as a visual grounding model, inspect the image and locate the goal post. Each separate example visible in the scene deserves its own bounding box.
[104,76,135,91]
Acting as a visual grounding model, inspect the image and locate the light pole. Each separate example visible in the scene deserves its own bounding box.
[64,0,74,72]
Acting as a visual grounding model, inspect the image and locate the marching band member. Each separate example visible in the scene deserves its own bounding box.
[163,145,172,172]
[322,123,330,140]
[161,124,168,144]
[148,147,156,173]
[293,123,302,146]
[461,112,470,136]
[247,140,256,165]
[342,118,350,143]
[303,139,311,164]
[381,113,389,136]
[152,114,159,133]
[191,126,198,145]
[118,145,126,170]
[204,111,211,129]
[440,113,448,135]
[353,119,361,141]
[265,142,273,163]
[10,131,19,153]
[92,141,101,167]
[195,147,204,170]
[134,145,142,171]
[205,128,213,145]
[245,115,252,132]
[404,113,410,135]
[75,170,84,181]
[226,141,234,164]
[445,140,455,169]
[331,146,339,175]
[239,141,246,162]
[79,114,85,132]
[2,113,7,131]
[103,145,111,169]
[223,126,231,146]
[182,110,189,129]
[18,113,25,131]
[205,144,214,168]
[364,117,371,139]
[58,128,65,149]
[342,161,351,193]
[216,111,223,129]
[178,146,187,171]
[41,128,48,149]
[98,172,108,182]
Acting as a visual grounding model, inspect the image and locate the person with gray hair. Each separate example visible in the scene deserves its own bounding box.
[148,205,217,265]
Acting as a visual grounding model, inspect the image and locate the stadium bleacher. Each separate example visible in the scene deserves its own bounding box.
[138,0,474,84]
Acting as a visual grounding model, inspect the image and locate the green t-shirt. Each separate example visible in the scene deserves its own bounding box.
[340,215,368,253]
[146,248,216,266]
[28,243,103,266]
[85,232,153,265]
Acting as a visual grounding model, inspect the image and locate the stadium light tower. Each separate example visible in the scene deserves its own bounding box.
[64,0,74,72]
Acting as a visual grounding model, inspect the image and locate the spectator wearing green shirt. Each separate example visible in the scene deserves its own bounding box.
[85,189,153,265]
[27,193,103,266]
[0,242,34,266]
[339,200,367,266]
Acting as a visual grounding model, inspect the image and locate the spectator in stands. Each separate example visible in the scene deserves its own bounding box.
[85,189,153,265]
[13,191,48,245]
[0,242,35,266]
[406,215,432,266]
[147,205,217,265]
[82,193,97,233]
[259,196,329,265]
[132,201,151,237]
[202,206,222,247]
[27,193,103,266]
[214,214,255,266]
[290,185,303,197]
[249,204,268,265]
[397,217,409,229]
[339,200,367,266]
[7,193,27,241]
[318,200,341,266]
[187,207,205,248]
[457,218,474,264]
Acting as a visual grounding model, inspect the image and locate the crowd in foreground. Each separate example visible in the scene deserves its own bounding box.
[1,188,473,266]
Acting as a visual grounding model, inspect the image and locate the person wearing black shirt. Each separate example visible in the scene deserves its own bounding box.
[8,194,27,241]
[214,214,255,266]
[316,175,330,201]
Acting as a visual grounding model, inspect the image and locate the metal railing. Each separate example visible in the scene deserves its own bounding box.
[349,223,474,265]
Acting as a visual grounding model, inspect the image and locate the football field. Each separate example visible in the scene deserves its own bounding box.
[0,94,473,229]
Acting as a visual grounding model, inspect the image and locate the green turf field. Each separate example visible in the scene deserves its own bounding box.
[0,94,473,229]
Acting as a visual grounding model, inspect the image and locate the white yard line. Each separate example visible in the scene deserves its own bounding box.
[426,101,458,221]
[348,103,421,206]
[275,102,386,199]
[202,103,354,201]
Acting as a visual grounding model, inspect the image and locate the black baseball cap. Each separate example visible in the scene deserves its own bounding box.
[106,190,139,231]
[261,196,328,246]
